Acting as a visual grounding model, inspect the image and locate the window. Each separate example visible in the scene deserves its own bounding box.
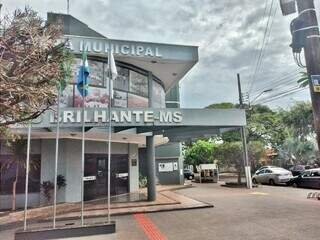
[302,171,311,177]
[128,93,148,108]
[74,86,109,108]
[88,60,104,86]
[152,81,166,108]
[114,90,127,108]
[61,59,163,109]
[113,66,129,91]
[129,70,148,97]
[0,155,41,194]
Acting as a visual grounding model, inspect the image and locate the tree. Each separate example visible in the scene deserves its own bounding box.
[0,139,39,210]
[214,142,243,184]
[280,102,314,141]
[247,105,286,148]
[206,103,286,147]
[184,140,215,169]
[206,102,236,109]
[206,102,242,142]
[0,8,71,136]
[248,141,267,172]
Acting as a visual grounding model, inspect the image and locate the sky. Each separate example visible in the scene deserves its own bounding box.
[2,0,320,109]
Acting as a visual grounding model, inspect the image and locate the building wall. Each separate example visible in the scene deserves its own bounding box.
[155,142,184,185]
[40,139,135,203]
[1,138,139,208]
[128,144,139,192]
[40,139,67,204]
[0,193,40,210]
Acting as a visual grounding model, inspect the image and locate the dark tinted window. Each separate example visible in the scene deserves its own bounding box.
[311,171,320,177]
[0,155,41,194]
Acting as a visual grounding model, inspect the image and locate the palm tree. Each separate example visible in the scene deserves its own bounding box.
[0,140,39,210]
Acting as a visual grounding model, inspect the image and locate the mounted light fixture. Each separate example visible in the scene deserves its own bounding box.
[280,0,297,16]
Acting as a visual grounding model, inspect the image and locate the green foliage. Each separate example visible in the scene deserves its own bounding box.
[248,141,266,171]
[214,142,243,183]
[247,104,286,148]
[220,130,241,142]
[139,174,148,188]
[214,142,243,169]
[184,140,215,166]
[279,101,314,141]
[58,49,74,92]
[40,175,66,202]
[279,134,316,166]
[206,102,235,109]
[297,72,309,88]
[57,174,66,189]
[41,181,54,202]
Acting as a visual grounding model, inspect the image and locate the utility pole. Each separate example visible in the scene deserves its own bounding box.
[237,73,252,189]
[296,0,320,150]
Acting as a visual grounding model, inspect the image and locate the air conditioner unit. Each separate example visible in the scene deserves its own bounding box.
[280,0,297,16]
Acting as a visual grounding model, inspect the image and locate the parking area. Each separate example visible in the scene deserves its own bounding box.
[1,182,319,240]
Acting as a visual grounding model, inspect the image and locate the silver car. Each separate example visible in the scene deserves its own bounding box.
[252,167,293,185]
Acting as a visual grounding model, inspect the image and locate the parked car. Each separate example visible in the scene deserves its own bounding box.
[289,165,312,176]
[184,169,194,180]
[289,168,320,189]
[252,167,293,185]
[254,165,278,174]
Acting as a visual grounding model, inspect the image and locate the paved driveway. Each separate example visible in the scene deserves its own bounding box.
[1,183,319,240]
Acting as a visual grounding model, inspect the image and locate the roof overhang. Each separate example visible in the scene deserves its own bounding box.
[64,35,198,91]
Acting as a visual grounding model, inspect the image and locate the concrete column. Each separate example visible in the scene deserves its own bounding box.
[146,71,156,201]
[146,136,156,201]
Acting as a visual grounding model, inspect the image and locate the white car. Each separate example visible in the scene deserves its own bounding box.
[254,165,278,174]
[252,167,293,185]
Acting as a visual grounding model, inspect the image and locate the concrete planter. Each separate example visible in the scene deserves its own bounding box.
[15,222,116,240]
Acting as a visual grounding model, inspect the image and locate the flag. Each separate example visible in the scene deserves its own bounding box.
[77,51,90,97]
[109,51,118,81]
[108,49,118,99]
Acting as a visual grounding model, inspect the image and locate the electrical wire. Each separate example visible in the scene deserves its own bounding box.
[253,3,279,80]
[255,85,306,104]
[248,0,276,94]
[245,0,270,90]
[250,70,300,98]
[256,86,307,104]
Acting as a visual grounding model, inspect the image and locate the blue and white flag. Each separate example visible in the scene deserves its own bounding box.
[77,51,90,97]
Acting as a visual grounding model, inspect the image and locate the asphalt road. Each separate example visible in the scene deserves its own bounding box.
[1,183,319,240]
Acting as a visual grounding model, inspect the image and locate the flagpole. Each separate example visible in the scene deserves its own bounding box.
[53,86,61,229]
[107,41,112,223]
[23,122,32,231]
[80,70,86,226]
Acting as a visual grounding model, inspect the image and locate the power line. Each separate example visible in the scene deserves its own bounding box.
[248,0,276,94]
[254,4,279,78]
[257,87,307,104]
[252,73,300,95]
[255,85,305,104]
[250,70,300,97]
[245,0,270,90]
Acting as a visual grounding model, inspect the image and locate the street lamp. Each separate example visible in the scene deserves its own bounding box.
[251,88,273,104]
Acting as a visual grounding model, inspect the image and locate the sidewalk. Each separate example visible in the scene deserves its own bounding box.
[0,184,213,227]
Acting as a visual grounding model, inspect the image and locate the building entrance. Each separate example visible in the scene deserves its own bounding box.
[84,154,129,200]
